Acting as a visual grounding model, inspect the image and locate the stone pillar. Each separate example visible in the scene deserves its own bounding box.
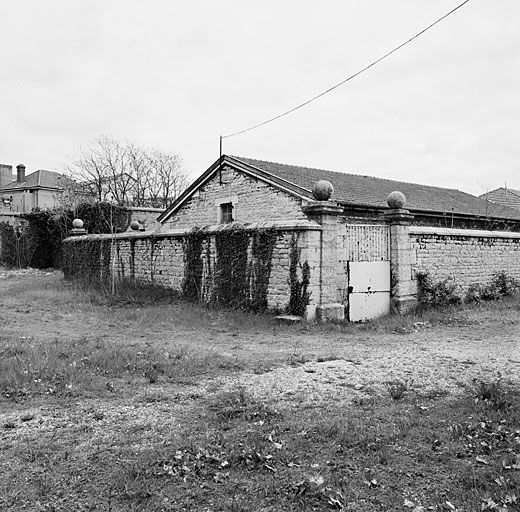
[303,189,345,322]
[382,192,417,313]
[297,227,321,322]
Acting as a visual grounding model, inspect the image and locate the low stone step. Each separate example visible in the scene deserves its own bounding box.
[275,315,303,324]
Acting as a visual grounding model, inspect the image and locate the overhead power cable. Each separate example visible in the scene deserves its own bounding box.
[221,0,470,142]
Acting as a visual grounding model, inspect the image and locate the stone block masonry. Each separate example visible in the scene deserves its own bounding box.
[63,195,520,321]
[163,166,309,230]
[63,220,322,313]
[113,235,185,289]
[410,226,520,292]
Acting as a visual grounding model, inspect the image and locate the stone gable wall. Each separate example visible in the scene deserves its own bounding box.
[410,226,520,292]
[163,166,309,230]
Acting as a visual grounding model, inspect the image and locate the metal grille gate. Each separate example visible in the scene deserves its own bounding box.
[343,225,391,322]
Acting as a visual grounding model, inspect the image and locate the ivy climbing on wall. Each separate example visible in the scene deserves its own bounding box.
[62,237,112,289]
[214,227,250,308]
[249,228,277,312]
[181,226,278,312]
[182,229,205,301]
[63,225,283,313]
[287,234,311,316]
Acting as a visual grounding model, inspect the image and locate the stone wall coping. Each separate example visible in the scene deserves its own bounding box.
[63,220,322,243]
[409,225,520,239]
[303,201,343,215]
[0,212,23,217]
[126,207,165,213]
[381,209,414,224]
[63,232,151,243]
[189,220,322,233]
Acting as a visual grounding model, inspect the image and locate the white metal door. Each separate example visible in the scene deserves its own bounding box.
[348,261,390,322]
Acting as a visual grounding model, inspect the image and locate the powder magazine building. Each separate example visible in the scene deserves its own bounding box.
[64,155,520,322]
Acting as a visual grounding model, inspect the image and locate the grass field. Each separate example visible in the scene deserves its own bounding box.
[1,269,519,511]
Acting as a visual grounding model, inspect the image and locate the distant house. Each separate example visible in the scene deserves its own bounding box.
[0,163,79,213]
[480,187,520,213]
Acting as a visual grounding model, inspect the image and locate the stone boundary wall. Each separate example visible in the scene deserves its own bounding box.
[409,225,520,292]
[63,220,322,312]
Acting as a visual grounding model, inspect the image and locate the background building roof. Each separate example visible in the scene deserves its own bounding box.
[480,187,520,212]
[0,169,73,192]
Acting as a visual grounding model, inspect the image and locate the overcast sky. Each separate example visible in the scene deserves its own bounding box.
[1,1,518,196]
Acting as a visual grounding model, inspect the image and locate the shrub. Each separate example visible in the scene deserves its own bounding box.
[75,202,131,235]
[385,379,413,400]
[0,203,130,270]
[480,282,501,301]
[0,221,35,268]
[416,272,462,307]
[472,377,510,411]
[465,272,518,303]
[465,283,484,303]
[492,271,518,296]
[207,388,277,424]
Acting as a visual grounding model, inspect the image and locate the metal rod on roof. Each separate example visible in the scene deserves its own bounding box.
[219,135,223,185]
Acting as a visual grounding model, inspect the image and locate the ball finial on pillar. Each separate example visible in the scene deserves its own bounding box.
[70,218,87,236]
[312,180,334,201]
[387,191,406,209]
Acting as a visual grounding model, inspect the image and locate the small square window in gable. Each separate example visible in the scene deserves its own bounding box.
[220,202,234,224]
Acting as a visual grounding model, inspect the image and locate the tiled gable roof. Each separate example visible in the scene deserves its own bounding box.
[480,188,520,212]
[232,156,520,221]
[0,169,73,192]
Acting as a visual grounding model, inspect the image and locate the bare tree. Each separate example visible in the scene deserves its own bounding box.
[67,135,188,207]
[142,149,187,208]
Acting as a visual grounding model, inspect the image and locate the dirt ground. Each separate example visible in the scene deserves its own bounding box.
[1,269,519,407]
[1,269,520,511]
[1,268,518,442]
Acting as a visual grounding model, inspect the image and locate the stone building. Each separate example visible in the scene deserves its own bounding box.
[158,156,520,231]
[64,155,520,322]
